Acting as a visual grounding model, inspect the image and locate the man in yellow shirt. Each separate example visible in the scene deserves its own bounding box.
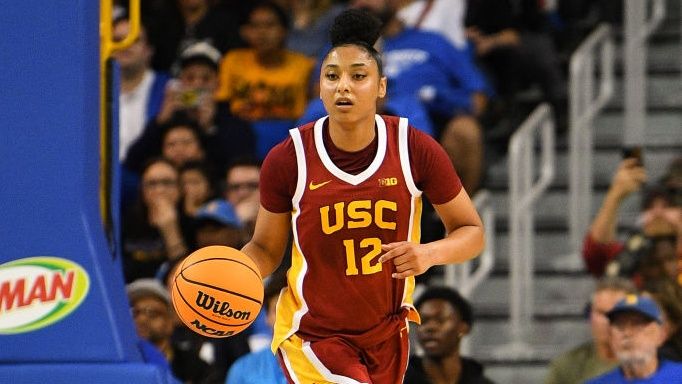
[217,1,314,158]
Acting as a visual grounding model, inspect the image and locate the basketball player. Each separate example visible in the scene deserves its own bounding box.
[240,9,484,383]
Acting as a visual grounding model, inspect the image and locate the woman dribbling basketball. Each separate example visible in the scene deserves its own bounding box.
[240,9,484,383]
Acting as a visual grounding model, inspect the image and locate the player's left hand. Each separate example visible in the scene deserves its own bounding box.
[379,242,433,279]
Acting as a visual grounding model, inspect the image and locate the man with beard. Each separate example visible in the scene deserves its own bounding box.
[404,286,494,384]
[586,294,682,383]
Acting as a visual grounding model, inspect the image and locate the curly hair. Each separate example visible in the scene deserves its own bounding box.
[326,9,384,76]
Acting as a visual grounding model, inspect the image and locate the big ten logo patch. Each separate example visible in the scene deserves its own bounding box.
[378,177,398,186]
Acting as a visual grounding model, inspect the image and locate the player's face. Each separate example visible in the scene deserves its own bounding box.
[609,312,663,366]
[320,45,386,127]
[416,299,468,359]
[590,289,627,345]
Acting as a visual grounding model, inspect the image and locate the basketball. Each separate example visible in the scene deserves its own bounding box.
[171,245,264,338]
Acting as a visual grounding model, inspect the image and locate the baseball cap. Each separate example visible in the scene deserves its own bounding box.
[607,294,663,324]
[195,199,242,228]
[178,41,221,70]
[126,278,171,306]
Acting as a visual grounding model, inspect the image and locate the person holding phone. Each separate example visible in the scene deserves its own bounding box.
[125,42,256,178]
[583,148,681,285]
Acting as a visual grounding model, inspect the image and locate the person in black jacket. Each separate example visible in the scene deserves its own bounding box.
[404,286,494,384]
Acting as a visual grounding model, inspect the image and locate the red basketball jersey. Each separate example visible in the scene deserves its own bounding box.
[273,115,422,352]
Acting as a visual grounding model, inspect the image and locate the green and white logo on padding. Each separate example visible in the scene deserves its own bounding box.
[0,257,90,334]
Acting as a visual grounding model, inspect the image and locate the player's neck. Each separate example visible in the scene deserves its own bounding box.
[327,115,376,152]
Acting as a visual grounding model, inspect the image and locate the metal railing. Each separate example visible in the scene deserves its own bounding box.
[624,0,667,145]
[568,24,615,253]
[506,103,556,350]
[444,190,495,298]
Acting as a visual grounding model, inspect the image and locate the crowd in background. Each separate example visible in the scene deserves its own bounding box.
[111,0,681,382]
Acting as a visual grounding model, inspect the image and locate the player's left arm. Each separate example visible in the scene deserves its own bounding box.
[380,189,484,279]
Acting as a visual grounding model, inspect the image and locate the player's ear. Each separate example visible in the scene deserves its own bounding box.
[378,76,387,99]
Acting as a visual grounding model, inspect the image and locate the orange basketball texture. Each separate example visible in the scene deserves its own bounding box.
[171,246,264,338]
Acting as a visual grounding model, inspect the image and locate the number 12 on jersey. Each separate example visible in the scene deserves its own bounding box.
[343,237,383,276]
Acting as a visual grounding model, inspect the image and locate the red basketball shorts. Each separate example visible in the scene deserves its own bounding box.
[276,325,410,384]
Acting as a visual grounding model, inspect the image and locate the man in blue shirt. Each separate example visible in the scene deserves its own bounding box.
[587,294,682,383]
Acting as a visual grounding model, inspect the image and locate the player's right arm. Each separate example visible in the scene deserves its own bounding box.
[241,206,291,279]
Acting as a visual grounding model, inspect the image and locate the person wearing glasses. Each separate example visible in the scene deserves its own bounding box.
[586,294,682,383]
[224,157,262,237]
[127,278,210,383]
[122,158,195,282]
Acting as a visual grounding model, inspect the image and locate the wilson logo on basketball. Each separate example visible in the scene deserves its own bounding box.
[0,256,90,334]
[195,290,252,320]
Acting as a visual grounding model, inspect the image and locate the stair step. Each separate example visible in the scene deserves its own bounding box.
[609,74,682,109]
[614,43,682,75]
[469,275,595,317]
[486,147,680,192]
[493,232,581,273]
[484,364,549,384]
[469,318,590,361]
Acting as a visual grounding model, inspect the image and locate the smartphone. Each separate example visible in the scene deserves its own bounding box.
[622,146,644,166]
[178,89,202,108]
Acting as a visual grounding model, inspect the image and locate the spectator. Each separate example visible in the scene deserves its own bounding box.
[465,0,566,121]
[122,158,194,282]
[397,0,468,50]
[179,161,218,217]
[113,17,169,163]
[112,17,170,209]
[161,120,208,169]
[224,158,261,236]
[404,286,494,384]
[225,273,288,384]
[125,42,256,175]
[583,158,681,285]
[216,1,315,158]
[194,199,245,249]
[544,277,637,384]
[127,278,212,383]
[382,22,488,192]
[634,235,679,287]
[586,294,682,383]
[141,0,245,71]
[285,0,346,58]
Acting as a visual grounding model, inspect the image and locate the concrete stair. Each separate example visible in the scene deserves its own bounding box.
[460,6,681,383]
